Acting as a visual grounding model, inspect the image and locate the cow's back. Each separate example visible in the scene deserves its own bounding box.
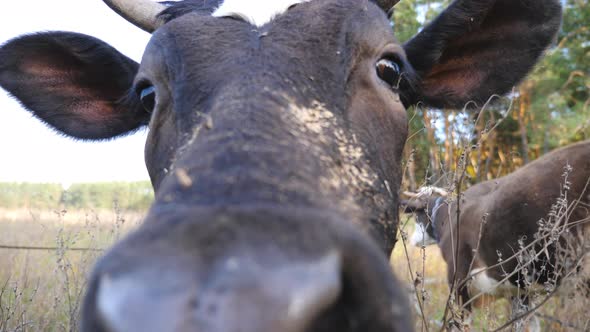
[476,140,590,284]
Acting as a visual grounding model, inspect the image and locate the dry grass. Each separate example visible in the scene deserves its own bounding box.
[391,218,509,332]
[0,206,587,331]
[0,208,142,332]
[391,216,590,332]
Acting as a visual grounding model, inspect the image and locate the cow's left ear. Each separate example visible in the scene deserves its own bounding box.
[0,32,148,140]
[403,0,562,109]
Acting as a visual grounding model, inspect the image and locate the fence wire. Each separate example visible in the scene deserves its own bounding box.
[0,244,103,252]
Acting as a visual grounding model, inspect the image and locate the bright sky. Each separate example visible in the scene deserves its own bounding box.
[0,1,154,184]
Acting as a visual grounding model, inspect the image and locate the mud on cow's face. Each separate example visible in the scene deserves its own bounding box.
[0,0,562,331]
[140,0,412,199]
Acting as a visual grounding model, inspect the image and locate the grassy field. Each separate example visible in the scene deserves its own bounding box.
[0,209,587,331]
[0,208,143,332]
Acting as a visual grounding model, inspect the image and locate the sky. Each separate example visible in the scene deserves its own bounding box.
[0,1,155,184]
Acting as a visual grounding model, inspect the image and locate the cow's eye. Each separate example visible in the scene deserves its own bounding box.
[376,58,402,89]
[139,86,156,113]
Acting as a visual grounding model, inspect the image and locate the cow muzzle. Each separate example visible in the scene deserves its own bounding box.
[94,252,342,332]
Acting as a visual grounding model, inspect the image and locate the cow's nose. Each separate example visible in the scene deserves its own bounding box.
[95,252,342,332]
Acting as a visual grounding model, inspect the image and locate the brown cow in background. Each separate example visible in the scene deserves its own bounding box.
[403,140,590,330]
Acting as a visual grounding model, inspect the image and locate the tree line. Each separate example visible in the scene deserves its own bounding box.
[0,182,154,211]
[394,0,589,190]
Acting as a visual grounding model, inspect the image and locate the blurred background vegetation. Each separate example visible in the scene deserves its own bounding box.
[0,182,153,211]
[394,0,589,190]
[391,2,590,329]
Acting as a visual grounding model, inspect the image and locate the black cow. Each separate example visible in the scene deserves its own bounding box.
[0,0,562,331]
[403,140,590,330]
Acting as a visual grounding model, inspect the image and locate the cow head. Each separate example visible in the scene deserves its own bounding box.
[401,194,447,247]
[0,0,562,331]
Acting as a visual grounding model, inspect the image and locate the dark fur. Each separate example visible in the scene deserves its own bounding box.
[403,140,590,317]
[157,0,401,21]
[404,0,562,108]
[0,33,145,139]
[0,0,562,331]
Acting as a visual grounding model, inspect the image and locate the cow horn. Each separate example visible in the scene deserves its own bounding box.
[429,187,449,197]
[103,0,167,33]
[419,186,449,197]
[375,0,401,12]
[402,191,420,198]
[402,186,449,198]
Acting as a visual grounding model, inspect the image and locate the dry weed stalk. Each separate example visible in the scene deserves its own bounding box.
[0,205,141,331]
[401,93,589,331]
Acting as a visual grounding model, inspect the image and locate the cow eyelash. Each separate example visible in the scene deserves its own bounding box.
[376,55,405,91]
[134,80,152,95]
[135,81,157,113]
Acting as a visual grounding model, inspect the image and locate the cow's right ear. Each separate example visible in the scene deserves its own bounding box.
[0,32,148,140]
[402,0,562,109]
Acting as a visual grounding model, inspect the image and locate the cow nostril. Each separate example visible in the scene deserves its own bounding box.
[188,297,199,309]
[274,252,342,332]
[215,285,228,294]
[211,252,343,332]
[95,272,196,332]
[305,284,352,332]
[207,304,218,315]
